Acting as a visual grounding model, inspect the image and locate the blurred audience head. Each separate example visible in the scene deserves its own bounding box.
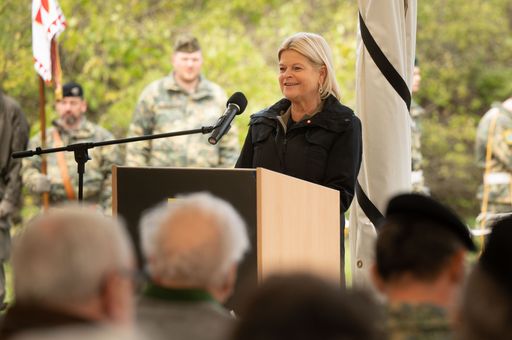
[372,193,476,307]
[457,216,512,340]
[231,273,383,340]
[140,192,249,303]
[12,204,135,325]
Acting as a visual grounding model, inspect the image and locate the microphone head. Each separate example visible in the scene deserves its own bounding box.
[227,92,248,114]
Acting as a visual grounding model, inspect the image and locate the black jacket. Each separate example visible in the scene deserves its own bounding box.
[236,95,362,215]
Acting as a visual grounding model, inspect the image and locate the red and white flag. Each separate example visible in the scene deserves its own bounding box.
[32,0,67,82]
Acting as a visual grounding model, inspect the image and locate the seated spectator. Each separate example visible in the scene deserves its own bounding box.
[371,193,477,340]
[137,192,250,340]
[456,216,512,340]
[231,273,383,340]
[0,204,136,339]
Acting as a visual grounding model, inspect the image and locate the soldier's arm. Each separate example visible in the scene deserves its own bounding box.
[125,93,155,167]
[21,140,45,194]
[492,118,512,171]
[98,143,121,214]
[3,103,29,206]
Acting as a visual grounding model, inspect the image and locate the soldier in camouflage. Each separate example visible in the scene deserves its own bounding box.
[0,90,29,309]
[410,63,429,194]
[372,193,476,340]
[22,82,120,213]
[475,97,512,227]
[125,34,239,168]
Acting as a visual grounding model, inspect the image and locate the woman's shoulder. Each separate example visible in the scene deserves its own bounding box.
[324,95,356,117]
[315,96,360,132]
[250,98,290,121]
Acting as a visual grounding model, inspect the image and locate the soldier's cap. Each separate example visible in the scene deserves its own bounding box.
[383,193,477,251]
[480,216,512,295]
[62,81,84,98]
[173,34,201,53]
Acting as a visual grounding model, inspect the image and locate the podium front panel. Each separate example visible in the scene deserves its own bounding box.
[113,166,257,310]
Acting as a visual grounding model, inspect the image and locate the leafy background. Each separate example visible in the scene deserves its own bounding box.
[1,0,512,223]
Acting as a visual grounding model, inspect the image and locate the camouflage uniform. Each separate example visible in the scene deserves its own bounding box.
[385,303,452,340]
[22,119,120,212]
[0,92,29,306]
[125,74,239,168]
[410,99,428,194]
[475,103,512,223]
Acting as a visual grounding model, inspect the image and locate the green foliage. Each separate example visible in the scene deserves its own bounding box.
[1,0,511,221]
[1,0,357,138]
[422,113,481,219]
[416,0,512,220]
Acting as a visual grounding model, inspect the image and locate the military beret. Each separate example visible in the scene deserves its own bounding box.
[173,34,201,53]
[384,193,476,251]
[62,81,83,98]
[480,216,512,295]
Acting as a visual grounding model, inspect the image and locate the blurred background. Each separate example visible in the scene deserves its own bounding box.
[1,0,512,223]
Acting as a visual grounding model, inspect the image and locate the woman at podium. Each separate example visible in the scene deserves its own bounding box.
[236,32,362,226]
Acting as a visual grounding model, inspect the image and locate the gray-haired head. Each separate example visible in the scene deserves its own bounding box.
[140,192,249,288]
[12,204,134,306]
[278,32,341,100]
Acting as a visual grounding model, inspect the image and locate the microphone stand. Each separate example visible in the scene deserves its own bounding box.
[12,125,217,202]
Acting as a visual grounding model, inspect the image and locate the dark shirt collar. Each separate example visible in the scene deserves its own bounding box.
[0,303,94,339]
[143,282,216,303]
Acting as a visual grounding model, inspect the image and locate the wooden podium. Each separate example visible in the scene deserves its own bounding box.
[112,166,340,307]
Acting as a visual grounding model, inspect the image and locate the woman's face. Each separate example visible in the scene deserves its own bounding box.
[278,49,325,104]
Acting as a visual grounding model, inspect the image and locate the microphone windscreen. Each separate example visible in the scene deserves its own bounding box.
[227,92,248,114]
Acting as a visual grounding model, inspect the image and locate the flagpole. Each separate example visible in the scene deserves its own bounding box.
[38,76,49,210]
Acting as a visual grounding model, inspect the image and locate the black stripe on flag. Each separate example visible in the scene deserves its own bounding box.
[359,12,411,110]
[356,12,413,228]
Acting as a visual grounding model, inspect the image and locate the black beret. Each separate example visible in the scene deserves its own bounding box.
[480,216,512,295]
[62,81,83,98]
[385,193,476,251]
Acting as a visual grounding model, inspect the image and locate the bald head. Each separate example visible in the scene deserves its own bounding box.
[140,192,249,289]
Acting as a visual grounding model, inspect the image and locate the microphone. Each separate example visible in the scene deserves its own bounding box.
[208,92,248,145]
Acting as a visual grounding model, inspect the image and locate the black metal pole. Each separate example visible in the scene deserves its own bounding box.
[11,125,217,203]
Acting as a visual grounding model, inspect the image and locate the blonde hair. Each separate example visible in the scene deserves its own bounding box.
[278,32,341,100]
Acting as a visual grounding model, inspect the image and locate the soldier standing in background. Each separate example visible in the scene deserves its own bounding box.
[0,90,29,310]
[410,60,429,194]
[125,34,239,168]
[22,82,120,213]
[475,96,512,227]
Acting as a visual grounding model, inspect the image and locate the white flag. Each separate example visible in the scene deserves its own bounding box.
[349,0,417,288]
[32,0,67,82]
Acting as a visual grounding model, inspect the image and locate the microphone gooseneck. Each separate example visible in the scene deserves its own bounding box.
[208,92,248,145]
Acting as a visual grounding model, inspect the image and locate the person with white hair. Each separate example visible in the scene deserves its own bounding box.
[137,192,250,340]
[0,204,136,339]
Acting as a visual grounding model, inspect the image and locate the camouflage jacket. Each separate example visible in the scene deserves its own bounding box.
[475,103,512,205]
[21,119,120,211]
[410,99,428,194]
[385,303,452,340]
[0,92,29,214]
[125,74,239,168]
